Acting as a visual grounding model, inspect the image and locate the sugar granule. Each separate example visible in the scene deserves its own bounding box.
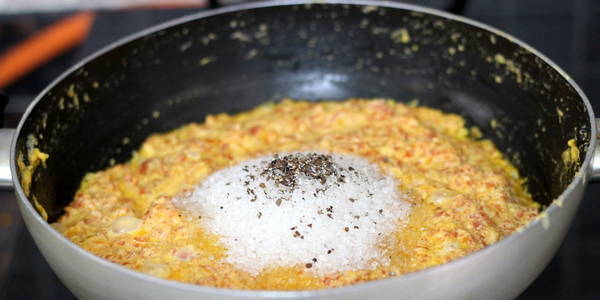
[172,152,411,276]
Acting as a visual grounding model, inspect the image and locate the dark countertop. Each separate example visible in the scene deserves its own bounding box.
[1,1,599,299]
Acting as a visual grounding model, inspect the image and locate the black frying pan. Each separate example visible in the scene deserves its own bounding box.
[1,1,596,299]
[20,1,590,222]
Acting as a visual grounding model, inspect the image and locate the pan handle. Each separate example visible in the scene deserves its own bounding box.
[1,90,14,190]
[0,129,15,190]
[591,118,600,183]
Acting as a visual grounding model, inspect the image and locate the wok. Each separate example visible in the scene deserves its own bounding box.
[0,1,598,299]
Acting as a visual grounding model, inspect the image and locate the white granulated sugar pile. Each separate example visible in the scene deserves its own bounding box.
[173,152,411,276]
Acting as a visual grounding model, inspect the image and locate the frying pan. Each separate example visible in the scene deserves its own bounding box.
[0,1,598,299]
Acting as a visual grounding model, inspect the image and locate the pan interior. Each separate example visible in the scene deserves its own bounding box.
[15,3,591,222]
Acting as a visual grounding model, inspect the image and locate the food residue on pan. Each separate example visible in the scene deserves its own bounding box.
[390,28,410,44]
[198,57,216,66]
[17,135,49,197]
[17,134,50,220]
[492,53,524,84]
[55,99,540,290]
[561,138,580,168]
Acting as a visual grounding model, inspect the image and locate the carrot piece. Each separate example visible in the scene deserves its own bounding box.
[0,11,96,88]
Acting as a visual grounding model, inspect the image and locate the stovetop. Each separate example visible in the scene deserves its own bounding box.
[0,1,599,299]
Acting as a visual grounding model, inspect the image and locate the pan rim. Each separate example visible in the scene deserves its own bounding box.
[10,0,597,297]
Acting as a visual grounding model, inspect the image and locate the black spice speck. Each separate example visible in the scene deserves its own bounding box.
[261,153,339,190]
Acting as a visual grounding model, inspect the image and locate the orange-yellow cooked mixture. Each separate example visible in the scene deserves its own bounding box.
[55,99,539,290]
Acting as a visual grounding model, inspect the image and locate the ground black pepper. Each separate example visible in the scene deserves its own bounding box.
[261,153,343,190]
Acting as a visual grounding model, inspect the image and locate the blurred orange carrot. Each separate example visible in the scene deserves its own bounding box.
[0,11,96,89]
